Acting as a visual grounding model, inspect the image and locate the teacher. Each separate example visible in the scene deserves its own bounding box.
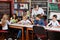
[31,4,45,18]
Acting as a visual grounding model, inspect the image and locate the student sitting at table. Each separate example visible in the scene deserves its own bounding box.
[47,15,60,27]
[1,14,11,40]
[10,14,18,23]
[1,14,10,30]
[17,16,31,39]
[18,16,31,25]
[34,14,45,26]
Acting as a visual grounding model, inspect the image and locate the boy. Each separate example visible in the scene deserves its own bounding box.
[34,14,45,26]
[47,15,60,27]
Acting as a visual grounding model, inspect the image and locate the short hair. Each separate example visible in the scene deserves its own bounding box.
[36,14,41,18]
[53,15,57,18]
[13,14,17,19]
[23,15,27,19]
[34,4,39,8]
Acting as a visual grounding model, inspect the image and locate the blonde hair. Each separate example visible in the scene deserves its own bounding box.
[1,14,8,27]
[22,15,27,20]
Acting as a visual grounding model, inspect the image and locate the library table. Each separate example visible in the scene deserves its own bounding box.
[9,24,33,40]
[26,26,60,40]
[9,24,25,40]
[44,27,60,40]
[26,25,33,40]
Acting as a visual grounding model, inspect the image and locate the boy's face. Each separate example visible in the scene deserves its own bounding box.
[52,17,57,22]
[36,17,40,20]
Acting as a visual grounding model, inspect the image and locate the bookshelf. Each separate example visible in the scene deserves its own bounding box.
[31,0,48,20]
[14,0,29,16]
[48,0,60,21]
[0,2,11,20]
[30,0,60,21]
[14,0,60,21]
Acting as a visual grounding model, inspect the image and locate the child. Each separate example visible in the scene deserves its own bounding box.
[47,15,60,27]
[34,14,45,26]
[10,14,18,23]
[1,14,10,30]
[18,16,31,25]
[1,14,11,40]
[17,16,31,39]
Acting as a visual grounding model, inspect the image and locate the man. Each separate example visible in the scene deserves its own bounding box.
[31,4,44,18]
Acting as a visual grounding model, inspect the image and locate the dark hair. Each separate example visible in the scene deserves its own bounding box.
[53,15,57,18]
[34,4,39,8]
[36,14,41,18]
[12,14,17,19]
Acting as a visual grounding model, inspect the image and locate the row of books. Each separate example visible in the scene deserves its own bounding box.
[31,0,47,1]
[0,2,10,16]
[14,10,31,17]
[31,2,47,7]
[49,3,60,10]
[49,0,60,2]
[14,3,29,10]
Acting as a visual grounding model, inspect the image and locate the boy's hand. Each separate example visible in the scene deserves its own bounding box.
[36,24,40,26]
[46,25,49,27]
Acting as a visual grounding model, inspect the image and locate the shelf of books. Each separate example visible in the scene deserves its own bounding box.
[48,0,60,20]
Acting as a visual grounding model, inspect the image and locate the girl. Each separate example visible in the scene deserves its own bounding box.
[10,14,18,23]
[1,14,10,30]
[1,14,11,40]
[17,16,31,39]
[18,16,31,25]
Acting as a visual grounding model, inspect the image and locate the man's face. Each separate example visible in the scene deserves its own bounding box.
[35,5,39,11]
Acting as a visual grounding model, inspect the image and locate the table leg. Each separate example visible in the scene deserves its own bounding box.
[22,28,24,40]
[26,29,29,40]
[32,31,33,40]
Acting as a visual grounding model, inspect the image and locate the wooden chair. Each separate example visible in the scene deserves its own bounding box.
[33,26,47,40]
[0,30,9,40]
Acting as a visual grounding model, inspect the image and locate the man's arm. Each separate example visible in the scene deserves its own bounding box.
[31,9,34,18]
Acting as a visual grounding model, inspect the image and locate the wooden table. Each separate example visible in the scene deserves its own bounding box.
[9,24,25,40]
[26,26,60,40]
[9,24,33,40]
[0,22,33,40]
[44,27,60,40]
[44,27,60,32]
[1,22,60,40]
[26,26,33,40]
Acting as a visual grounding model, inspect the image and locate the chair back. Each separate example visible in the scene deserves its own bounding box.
[33,26,46,35]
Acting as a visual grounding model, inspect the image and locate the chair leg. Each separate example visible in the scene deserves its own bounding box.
[0,33,5,40]
[32,31,33,40]
[4,33,9,40]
